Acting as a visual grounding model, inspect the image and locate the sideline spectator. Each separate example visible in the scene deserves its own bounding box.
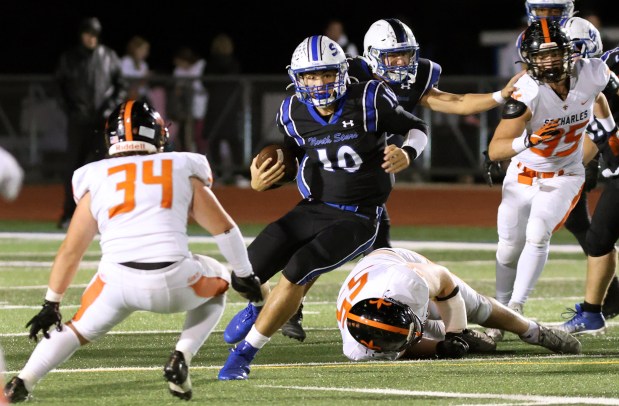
[55,17,126,229]
[121,35,151,101]
[324,19,359,57]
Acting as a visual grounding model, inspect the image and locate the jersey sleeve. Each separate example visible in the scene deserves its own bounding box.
[184,152,213,188]
[372,81,429,135]
[589,58,612,90]
[72,164,93,203]
[276,96,305,148]
[509,74,538,109]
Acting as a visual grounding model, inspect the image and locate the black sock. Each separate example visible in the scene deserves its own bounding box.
[581,301,602,313]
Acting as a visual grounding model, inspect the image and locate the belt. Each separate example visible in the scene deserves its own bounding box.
[120,261,175,270]
[323,202,378,217]
[517,162,565,186]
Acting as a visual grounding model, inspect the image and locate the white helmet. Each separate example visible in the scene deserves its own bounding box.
[363,18,419,84]
[525,0,574,24]
[288,35,349,107]
[562,17,603,58]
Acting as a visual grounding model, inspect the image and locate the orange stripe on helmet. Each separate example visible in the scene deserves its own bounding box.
[123,100,135,141]
[347,312,410,335]
[540,19,551,42]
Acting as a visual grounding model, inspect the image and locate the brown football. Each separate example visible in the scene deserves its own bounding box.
[255,144,298,184]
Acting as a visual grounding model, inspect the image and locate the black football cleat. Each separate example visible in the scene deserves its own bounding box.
[164,351,192,401]
[4,376,30,403]
[281,303,306,342]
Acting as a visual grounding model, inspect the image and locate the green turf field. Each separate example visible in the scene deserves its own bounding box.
[1,224,618,405]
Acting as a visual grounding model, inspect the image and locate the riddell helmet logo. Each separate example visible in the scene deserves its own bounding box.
[116,143,147,151]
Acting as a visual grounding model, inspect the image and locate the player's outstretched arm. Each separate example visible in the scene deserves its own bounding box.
[27,193,98,342]
[190,178,262,302]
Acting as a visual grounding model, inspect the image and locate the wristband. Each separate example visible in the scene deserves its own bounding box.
[492,91,507,104]
[45,287,63,303]
[512,134,528,153]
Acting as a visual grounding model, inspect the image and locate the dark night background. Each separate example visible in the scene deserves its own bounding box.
[4,0,618,76]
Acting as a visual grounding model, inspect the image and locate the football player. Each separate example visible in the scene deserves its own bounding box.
[338,248,581,361]
[559,44,619,333]
[485,19,613,341]
[525,0,574,23]
[217,35,429,380]
[276,17,525,343]
[3,100,262,402]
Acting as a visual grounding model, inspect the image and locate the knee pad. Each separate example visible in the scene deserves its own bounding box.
[526,218,551,247]
[496,240,520,266]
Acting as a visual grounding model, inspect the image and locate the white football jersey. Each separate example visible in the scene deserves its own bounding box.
[72,152,213,263]
[513,58,610,172]
[336,248,431,361]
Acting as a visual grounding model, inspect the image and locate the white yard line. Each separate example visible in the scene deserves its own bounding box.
[0,232,584,253]
[257,385,619,405]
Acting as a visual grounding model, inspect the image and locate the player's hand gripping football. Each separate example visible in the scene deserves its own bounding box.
[250,155,285,192]
[26,300,62,342]
[231,272,263,303]
[436,331,470,359]
[382,145,411,174]
[527,119,561,147]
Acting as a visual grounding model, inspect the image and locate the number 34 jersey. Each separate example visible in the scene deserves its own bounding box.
[277,80,427,207]
[72,152,213,263]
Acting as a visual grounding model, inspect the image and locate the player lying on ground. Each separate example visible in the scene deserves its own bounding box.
[337,248,582,360]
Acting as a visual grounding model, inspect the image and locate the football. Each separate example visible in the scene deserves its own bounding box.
[255,144,298,184]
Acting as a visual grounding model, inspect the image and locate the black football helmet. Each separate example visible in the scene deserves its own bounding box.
[105,100,169,156]
[520,19,572,83]
[346,297,423,353]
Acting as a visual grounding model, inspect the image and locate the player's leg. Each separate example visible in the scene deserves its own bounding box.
[163,255,230,400]
[9,270,132,400]
[219,204,378,380]
[488,165,530,341]
[281,279,316,342]
[223,204,311,343]
[481,298,581,354]
[510,173,584,308]
[561,180,619,334]
[563,192,590,253]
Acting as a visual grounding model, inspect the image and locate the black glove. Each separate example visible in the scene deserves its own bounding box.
[231,273,263,303]
[583,156,599,192]
[26,300,62,342]
[436,332,469,359]
[482,150,503,187]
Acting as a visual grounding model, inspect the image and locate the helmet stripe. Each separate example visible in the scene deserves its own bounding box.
[540,18,551,42]
[347,312,410,335]
[123,100,135,141]
[385,18,406,43]
[310,35,320,61]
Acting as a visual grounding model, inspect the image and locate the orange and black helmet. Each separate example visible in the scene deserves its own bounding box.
[520,19,572,83]
[104,100,169,156]
[347,297,423,353]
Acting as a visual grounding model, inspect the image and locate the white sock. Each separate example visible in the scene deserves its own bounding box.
[245,326,270,349]
[176,295,225,360]
[18,326,81,392]
[511,242,549,305]
[519,321,540,344]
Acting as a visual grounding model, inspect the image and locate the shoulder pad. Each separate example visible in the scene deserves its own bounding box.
[502,97,527,119]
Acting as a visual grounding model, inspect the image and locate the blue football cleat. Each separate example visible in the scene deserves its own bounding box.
[559,303,606,335]
[218,340,259,380]
[223,303,261,344]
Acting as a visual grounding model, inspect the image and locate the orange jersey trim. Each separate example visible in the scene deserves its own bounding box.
[191,276,229,298]
[72,275,105,322]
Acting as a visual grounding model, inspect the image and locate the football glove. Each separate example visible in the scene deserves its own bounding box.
[482,150,504,187]
[26,300,62,342]
[436,332,469,359]
[526,120,560,147]
[231,272,263,303]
